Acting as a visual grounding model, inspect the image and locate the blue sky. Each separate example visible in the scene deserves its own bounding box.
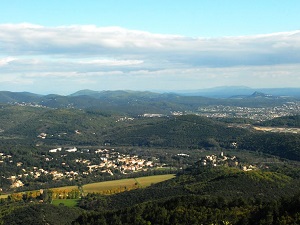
[2,0,299,37]
[0,1,300,94]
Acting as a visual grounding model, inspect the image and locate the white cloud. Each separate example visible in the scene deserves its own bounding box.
[0,23,300,93]
[1,23,300,66]
[0,57,17,66]
[79,59,143,66]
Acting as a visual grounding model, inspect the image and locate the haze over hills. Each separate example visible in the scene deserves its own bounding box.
[70,86,300,98]
[0,88,299,117]
[2,86,300,101]
[1,87,300,103]
[172,86,300,98]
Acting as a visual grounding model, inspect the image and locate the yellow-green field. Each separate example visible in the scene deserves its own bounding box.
[83,178,136,193]
[50,185,78,192]
[135,174,175,187]
[52,199,79,207]
[82,174,176,194]
[1,174,176,198]
[0,194,8,199]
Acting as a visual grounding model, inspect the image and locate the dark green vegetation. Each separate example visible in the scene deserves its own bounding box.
[77,166,300,212]
[108,115,247,148]
[52,199,79,207]
[1,204,82,225]
[259,115,300,127]
[1,104,300,161]
[0,104,116,145]
[73,165,300,224]
[240,132,300,161]
[0,90,300,224]
[75,193,300,225]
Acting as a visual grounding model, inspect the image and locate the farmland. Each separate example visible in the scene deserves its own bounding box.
[82,174,176,195]
[1,174,176,201]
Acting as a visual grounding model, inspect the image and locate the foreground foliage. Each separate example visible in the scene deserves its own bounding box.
[1,164,300,224]
[74,194,300,225]
[73,166,300,225]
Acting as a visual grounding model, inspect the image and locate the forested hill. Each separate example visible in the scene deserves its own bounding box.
[0,90,297,115]
[74,166,300,225]
[1,105,300,161]
[0,105,246,147]
[259,115,300,127]
[0,91,41,102]
[106,115,247,148]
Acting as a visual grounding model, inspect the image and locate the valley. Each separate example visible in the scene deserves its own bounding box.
[0,90,300,224]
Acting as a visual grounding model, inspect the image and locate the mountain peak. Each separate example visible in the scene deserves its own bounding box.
[69,89,100,96]
[250,91,272,98]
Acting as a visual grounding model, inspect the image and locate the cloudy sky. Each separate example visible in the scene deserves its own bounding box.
[1,0,300,94]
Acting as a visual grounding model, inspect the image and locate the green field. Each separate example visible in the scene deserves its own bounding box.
[52,199,79,207]
[82,174,176,194]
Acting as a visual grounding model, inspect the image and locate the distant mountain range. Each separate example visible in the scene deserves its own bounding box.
[2,86,300,101]
[0,88,299,115]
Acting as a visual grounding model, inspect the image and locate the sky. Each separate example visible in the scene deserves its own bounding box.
[0,0,300,94]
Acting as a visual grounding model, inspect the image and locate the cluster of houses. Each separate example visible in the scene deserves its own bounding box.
[199,152,258,171]
[0,152,12,164]
[142,113,164,118]
[11,102,47,108]
[199,152,238,167]
[8,167,50,188]
[115,117,134,122]
[84,148,154,175]
[1,147,158,190]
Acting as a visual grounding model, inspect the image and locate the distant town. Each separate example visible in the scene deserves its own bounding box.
[196,101,300,121]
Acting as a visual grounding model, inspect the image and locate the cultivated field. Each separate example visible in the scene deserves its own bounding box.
[135,174,176,187]
[0,195,8,199]
[1,174,176,199]
[50,185,78,192]
[82,174,176,195]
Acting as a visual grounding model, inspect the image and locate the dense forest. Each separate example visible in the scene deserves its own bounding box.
[74,194,300,225]
[259,115,300,127]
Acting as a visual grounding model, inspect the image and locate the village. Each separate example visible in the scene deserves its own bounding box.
[198,151,258,172]
[0,147,262,190]
[0,147,160,189]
